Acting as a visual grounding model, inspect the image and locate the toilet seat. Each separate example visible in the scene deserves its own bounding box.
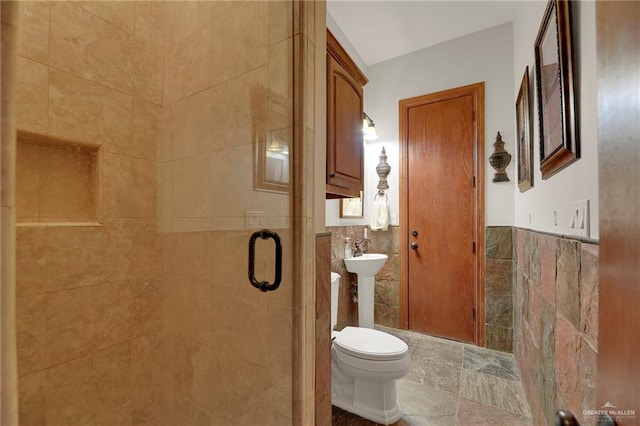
[333,327,408,361]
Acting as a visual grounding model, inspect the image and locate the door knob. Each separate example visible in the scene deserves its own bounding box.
[411,242,419,250]
[411,230,419,237]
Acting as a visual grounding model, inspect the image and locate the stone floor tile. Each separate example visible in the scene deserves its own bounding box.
[462,345,520,381]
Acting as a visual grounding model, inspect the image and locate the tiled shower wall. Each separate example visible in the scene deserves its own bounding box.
[513,228,598,426]
[15,1,297,424]
[15,1,163,424]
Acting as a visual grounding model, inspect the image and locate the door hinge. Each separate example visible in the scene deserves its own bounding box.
[472,306,476,320]
[472,110,476,122]
[472,176,476,187]
[472,241,476,253]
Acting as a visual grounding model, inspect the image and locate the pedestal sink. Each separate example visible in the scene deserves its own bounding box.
[344,254,388,328]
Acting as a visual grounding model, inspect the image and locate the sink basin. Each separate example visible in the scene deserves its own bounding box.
[344,253,388,277]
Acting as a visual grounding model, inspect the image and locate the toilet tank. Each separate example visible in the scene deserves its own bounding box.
[330,272,341,330]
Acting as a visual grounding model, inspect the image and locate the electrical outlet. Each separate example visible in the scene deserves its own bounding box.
[569,200,589,237]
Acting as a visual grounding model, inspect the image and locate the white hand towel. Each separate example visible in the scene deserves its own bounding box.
[369,198,389,231]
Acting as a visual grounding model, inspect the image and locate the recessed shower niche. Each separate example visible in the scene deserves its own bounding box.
[16,131,100,225]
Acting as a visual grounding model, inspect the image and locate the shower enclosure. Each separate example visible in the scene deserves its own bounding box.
[2,1,319,424]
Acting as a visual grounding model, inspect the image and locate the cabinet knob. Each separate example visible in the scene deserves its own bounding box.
[411,230,419,237]
[411,242,419,250]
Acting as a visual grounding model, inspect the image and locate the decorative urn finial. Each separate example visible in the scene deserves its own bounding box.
[489,132,512,182]
[376,147,391,191]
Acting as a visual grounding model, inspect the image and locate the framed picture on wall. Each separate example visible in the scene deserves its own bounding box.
[516,66,534,192]
[534,0,580,179]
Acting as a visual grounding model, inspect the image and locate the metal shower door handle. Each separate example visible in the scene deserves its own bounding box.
[248,229,282,292]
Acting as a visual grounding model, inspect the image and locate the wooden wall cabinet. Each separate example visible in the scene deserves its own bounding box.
[326,30,368,199]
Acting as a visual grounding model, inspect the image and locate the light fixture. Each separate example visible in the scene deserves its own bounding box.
[363,112,379,140]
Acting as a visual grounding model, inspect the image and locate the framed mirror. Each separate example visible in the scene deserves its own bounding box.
[340,191,363,218]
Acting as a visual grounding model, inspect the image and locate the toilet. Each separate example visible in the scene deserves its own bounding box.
[330,272,411,425]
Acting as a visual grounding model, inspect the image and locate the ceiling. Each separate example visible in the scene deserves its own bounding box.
[327,1,518,66]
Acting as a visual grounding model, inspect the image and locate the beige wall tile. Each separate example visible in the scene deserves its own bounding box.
[134,39,164,106]
[16,294,48,377]
[133,98,161,160]
[45,224,124,291]
[207,284,267,365]
[129,219,161,281]
[45,343,132,425]
[16,227,47,297]
[16,141,41,221]
[50,1,135,94]
[133,2,164,104]
[134,1,163,47]
[40,145,97,221]
[163,24,211,105]
[16,56,48,133]
[210,145,267,218]
[210,1,268,87]
[161,154,213,218]
[132,387,162,426]
[131,278,162,336]
[102,152,133,218]
[94,402,133,426]
[162,89,213,161]
[17,1,50,64]
[73,1,135,34]
[44,281,133,367]
[268,39,294,131]
[164,1,210,46]
[161,232,210,280]
[132,157,157,218]
[49,69,133,154]
[209,66,268,151]
[268,1,293,46]
[18,371,46,426]
[130,333,162,393]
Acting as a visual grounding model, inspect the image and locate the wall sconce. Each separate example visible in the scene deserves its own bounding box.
[363,112,379,141]
[489,131,511,182]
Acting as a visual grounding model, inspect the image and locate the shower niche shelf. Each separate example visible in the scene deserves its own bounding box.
[16,131,100,226]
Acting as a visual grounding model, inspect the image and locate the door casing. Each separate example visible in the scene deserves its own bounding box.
[398,82,485,346]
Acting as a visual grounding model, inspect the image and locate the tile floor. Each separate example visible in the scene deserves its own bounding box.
[332,327,533,425]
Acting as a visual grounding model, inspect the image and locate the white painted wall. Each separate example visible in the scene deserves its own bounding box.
[512,1,599,239]
[326,12,368,75]
[326,3,599,240]
[326,23,515,228]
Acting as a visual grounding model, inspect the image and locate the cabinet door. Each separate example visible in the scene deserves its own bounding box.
[326,54,364,198]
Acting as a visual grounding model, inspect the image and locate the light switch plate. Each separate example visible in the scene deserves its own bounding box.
[569,199,589,237]
[245,210,266,229]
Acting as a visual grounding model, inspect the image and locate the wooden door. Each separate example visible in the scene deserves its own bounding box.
[596,1,639,424]
[399,83,485,344]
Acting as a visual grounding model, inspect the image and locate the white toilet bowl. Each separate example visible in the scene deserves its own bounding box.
[329,273,411,425]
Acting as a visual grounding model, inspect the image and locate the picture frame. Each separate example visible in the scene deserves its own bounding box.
[340,191,363,218]
[534,0,579,179]
[516,66,534,192]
